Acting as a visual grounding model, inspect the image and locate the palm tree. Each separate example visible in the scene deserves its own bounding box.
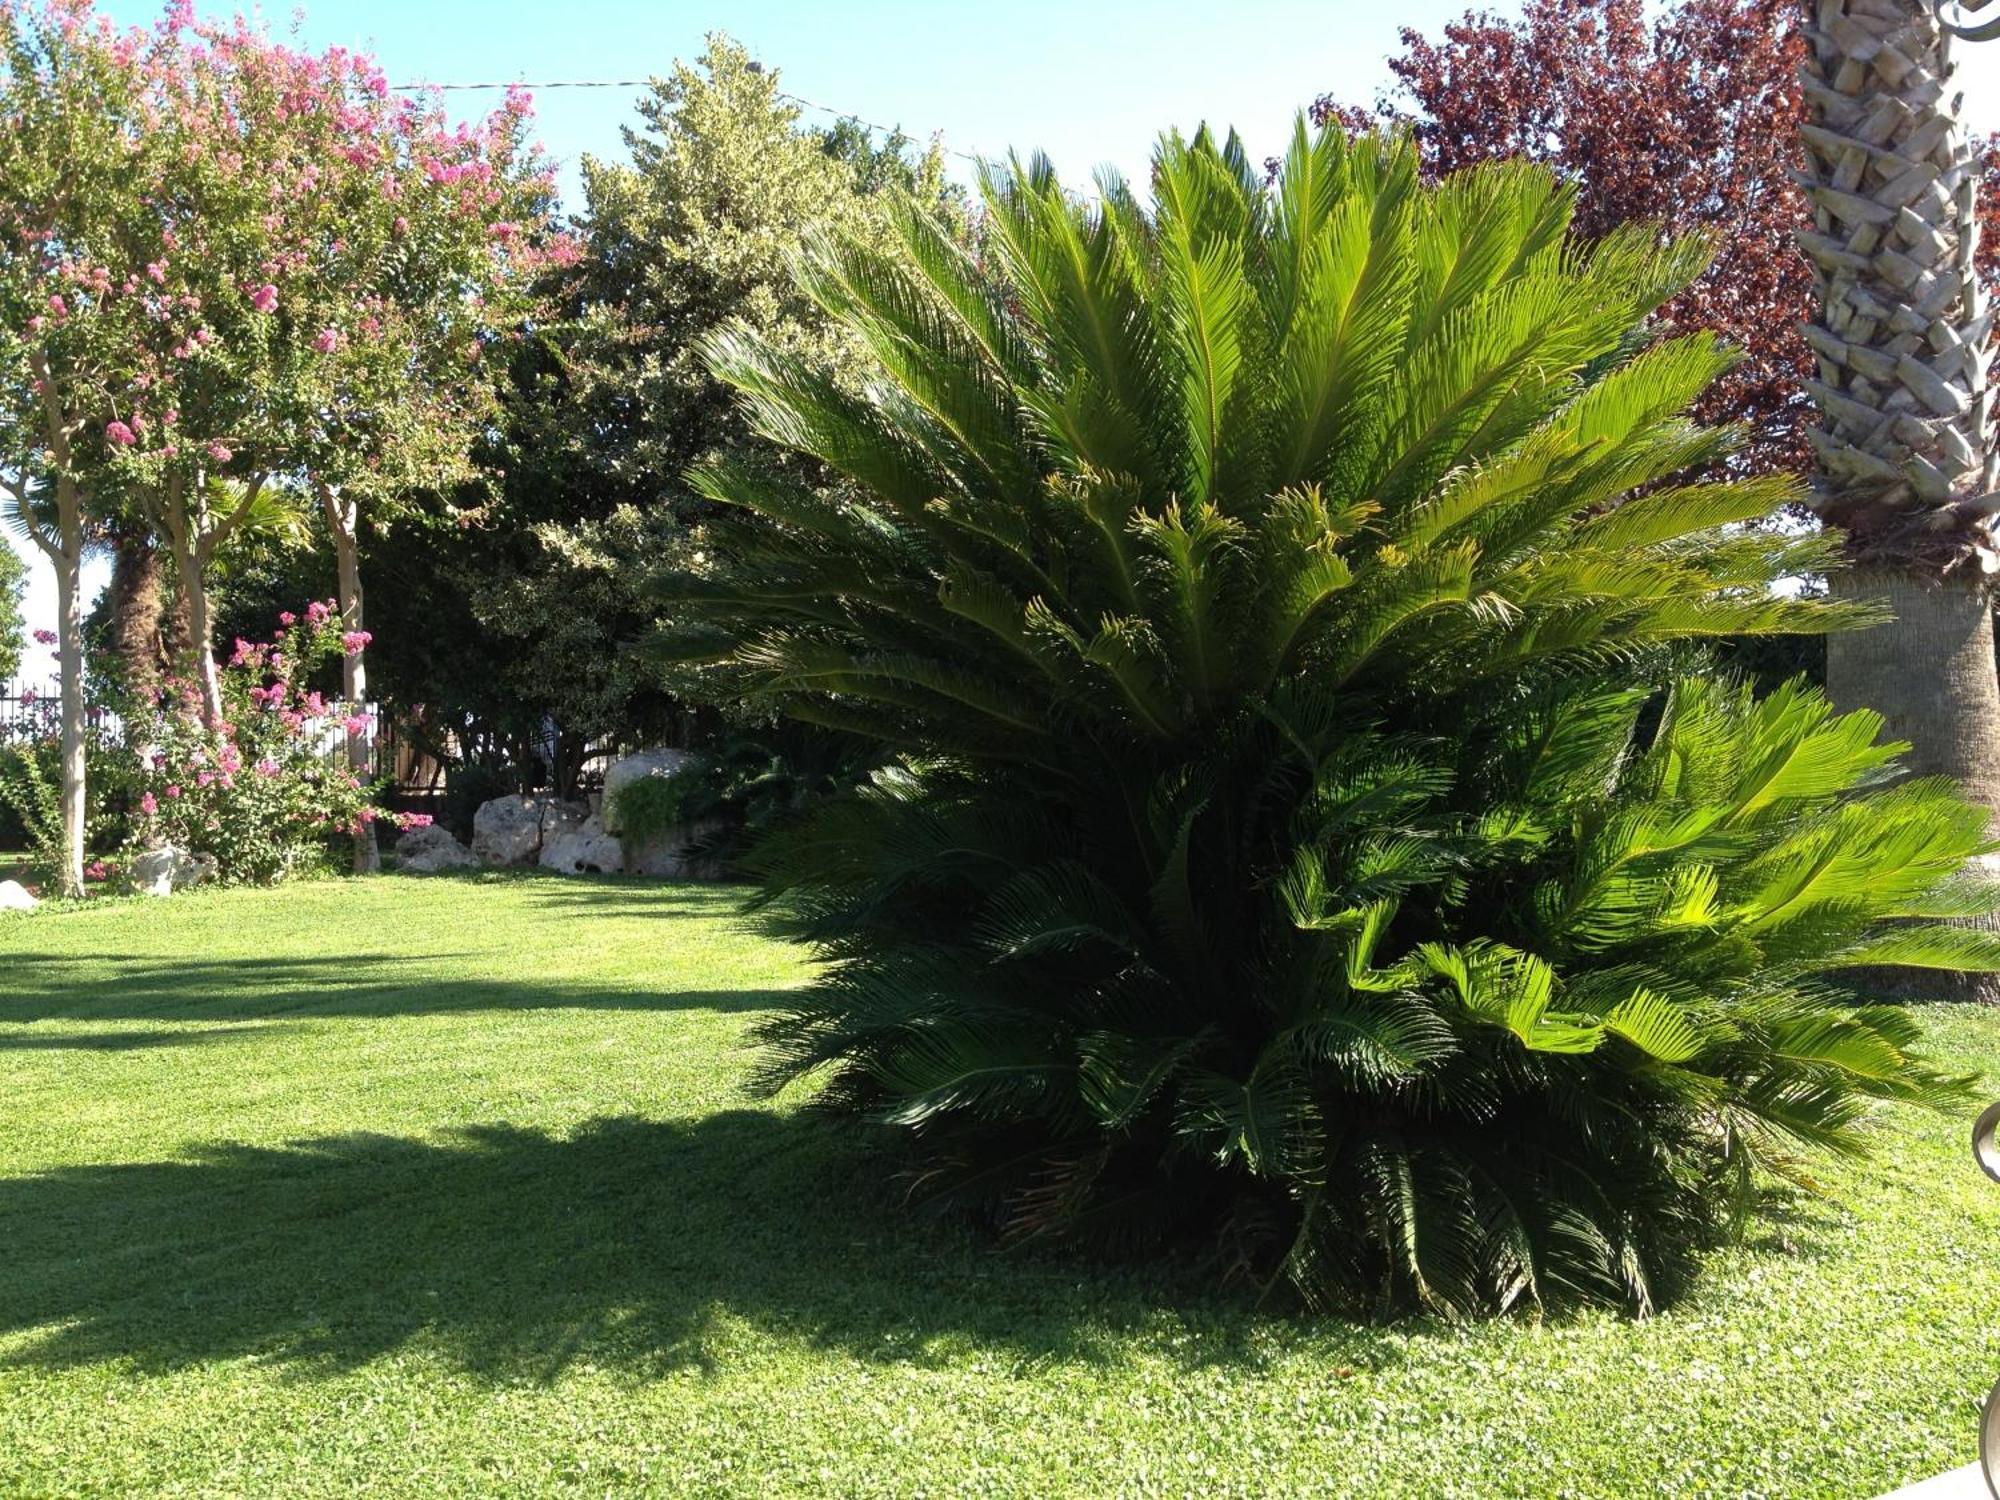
[1797,0,2000,961]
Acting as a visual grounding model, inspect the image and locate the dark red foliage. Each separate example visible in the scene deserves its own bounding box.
[1317,0,2000,478]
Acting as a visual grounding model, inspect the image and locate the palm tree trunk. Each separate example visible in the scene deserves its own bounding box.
[1799,0,2000,996]
[105,523,169,703]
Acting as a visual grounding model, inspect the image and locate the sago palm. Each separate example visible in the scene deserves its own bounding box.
[660,121,1996,1316]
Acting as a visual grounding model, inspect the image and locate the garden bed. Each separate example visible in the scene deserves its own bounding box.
[2,874,1997,1497]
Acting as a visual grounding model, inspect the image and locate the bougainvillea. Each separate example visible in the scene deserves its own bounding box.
[127,600,426,883]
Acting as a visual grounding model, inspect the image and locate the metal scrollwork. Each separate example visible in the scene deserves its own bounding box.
[1938,0,2000,43]
[1976,1103,2000,1497]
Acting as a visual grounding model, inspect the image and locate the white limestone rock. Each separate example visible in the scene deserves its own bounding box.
[396,823,478,873]
[470,795,588,866]
[601,749,699,835]
[539,813,626,875]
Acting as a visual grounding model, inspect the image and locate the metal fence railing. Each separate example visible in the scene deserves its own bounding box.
[0,679,121,743]
[0,678,395,780]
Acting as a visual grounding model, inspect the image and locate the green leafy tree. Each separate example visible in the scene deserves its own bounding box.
[0,0,172,896]
[661,122,1993,1317]
[0,538,24,683]
[441,35,963,768]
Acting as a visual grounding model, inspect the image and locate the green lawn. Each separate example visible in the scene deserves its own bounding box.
[3,874,2000,1497]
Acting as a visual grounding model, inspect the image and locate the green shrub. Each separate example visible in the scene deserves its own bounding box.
[0,721,128,886]
[609,770,696,851]
[661,121,1993,1317]
[608,729,880,867]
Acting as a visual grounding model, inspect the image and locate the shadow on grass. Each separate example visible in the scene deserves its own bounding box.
[0,952,794,1023]
[0,1111,1245,1383]
[0,1024,270,1052]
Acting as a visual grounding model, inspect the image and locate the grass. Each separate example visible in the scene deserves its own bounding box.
[2,873,1999,1497]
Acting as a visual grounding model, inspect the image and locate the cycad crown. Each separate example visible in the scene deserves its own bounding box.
[663,118,1993,1317]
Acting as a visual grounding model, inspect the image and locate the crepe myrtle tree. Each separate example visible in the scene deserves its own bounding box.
[66,12,563,866]
[219,43,564,870]
[0,0,178,897]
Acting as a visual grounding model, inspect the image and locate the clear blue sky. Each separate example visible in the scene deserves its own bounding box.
[12,0,1476,651]
[100,0,1470,201]
[11,0,2000,655]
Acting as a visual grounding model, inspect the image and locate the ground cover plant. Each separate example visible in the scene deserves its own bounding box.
[665,120,2000,1317]
[0,877,1998,1497]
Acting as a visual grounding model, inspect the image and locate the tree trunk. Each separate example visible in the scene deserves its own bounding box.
[1828,567,2000,1000]
[162,514,223,730]
[105,524,169,703]
[1800,0,2000,997]
[51,534,87,900]
[323,485,379,874]
[1828,568,2000,807]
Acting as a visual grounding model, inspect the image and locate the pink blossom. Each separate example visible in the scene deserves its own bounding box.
[278,611,296,627]
[342,713,368,736]
[84,861,109,882]
[31,629,55,646]
[105,420,136,447]
[164,785,181,800]
[302,691,326,716]
[207,442,233,463]
[340,631,372,656]
[307,601,331,625]
[399,812,435,829]
[146,260,167,284]
[19,690,34,706]
[280,710,304,731]
[255,757,280,777]
[312,327,340,354]
[250,283,278,313]
[196,771,213,788]
[46,294,66,319]
[140,792,158,815]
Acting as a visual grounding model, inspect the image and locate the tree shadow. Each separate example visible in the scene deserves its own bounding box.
[0,952,794,1023]
[0,1111,1243,1383]
[0,1023,270,1052]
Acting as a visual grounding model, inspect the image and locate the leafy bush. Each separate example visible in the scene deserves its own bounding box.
[0,665,129,887]
[127,601,425,883]
[662,122,1994,1317]
[607,727,879,867]
[0,731,125,886]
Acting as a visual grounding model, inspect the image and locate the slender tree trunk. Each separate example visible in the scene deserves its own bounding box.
[51,532,87,899]
[322,484,378,874]
[160,501,223,730]
[180,555,223,730]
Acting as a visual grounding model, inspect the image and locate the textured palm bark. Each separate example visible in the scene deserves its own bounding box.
[1799,0,1995,536]
[105,526,173,703]
[1802,0,2000,998]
